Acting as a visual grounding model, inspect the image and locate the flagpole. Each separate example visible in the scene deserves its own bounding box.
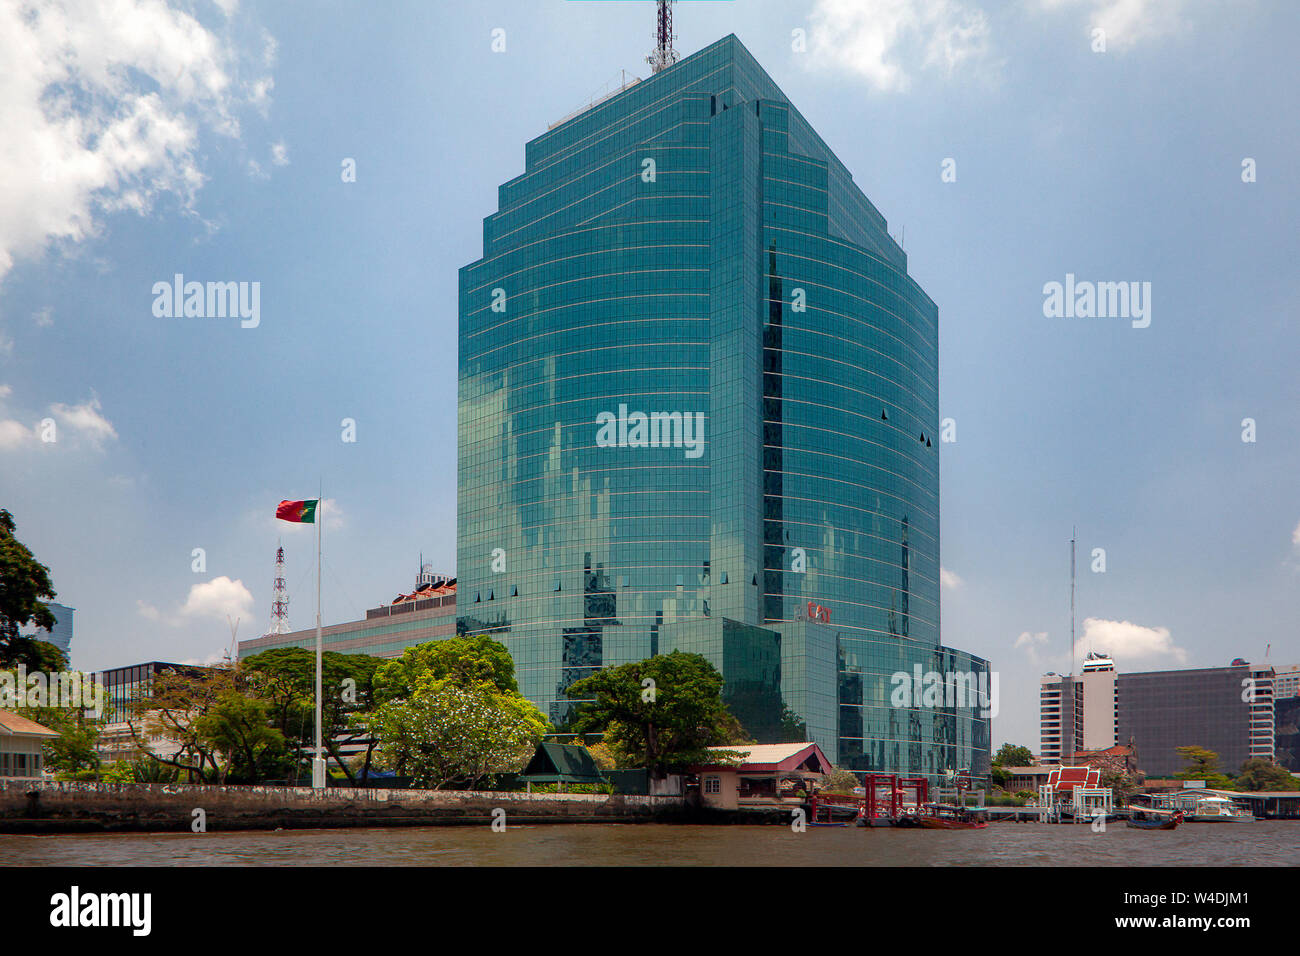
[313,482,325,790]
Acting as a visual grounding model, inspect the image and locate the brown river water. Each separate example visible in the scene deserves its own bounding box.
[1,821,1296,866]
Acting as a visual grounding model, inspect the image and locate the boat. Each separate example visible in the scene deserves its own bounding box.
[1186,796,1255,823]
[808,796,863,827]
[904,803,988,830]
[1126,811,1183,830]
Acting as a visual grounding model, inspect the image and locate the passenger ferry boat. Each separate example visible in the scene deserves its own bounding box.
[1149,789,1257,823]
[1186,795,1256,823]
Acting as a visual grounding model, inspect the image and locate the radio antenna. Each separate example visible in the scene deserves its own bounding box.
[647,0,679,73]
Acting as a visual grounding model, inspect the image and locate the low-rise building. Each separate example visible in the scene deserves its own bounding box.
[94,661,220,764]
[1001,766,1053,793]
[0,709,58,779]
[239,574,456,661]
[693,742,831,810]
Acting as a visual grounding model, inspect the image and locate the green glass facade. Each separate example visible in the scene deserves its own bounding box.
[459,35,990,780]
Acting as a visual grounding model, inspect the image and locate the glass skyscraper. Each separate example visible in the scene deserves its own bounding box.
[459,35,990,779]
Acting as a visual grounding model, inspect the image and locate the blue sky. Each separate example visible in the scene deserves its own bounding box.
[1,0,1296,750]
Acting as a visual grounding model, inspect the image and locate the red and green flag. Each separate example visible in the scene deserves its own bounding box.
[276,499,319,523]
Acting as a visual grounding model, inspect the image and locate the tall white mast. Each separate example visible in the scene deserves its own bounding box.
[312,484,325,789]
[1069,527,1076,676]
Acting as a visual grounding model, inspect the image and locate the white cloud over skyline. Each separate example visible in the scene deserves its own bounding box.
[179,575,255,623]
[1037,0,1191,50]
[806,0,995,92]
[0,0,275,286]
[1080,616,1187,664]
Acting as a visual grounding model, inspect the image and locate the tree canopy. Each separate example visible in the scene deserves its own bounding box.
[0,509,66,670]
[373,634,519,702]
[1236,758,1297,792]
[242,647,384,783]
[993,743,1035,767]
[367,635,549,788]
[567,651,746,776]
[1175,746,1234,789]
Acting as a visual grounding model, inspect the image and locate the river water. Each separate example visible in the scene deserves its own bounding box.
[1,821,1295,866]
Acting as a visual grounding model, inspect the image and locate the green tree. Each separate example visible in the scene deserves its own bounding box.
[126,666,237,783]
[367,636,549,789]
[37,704,104,775]
[993,743,1035,767]
[819,769,860,795]
[373,635,519,702]
[567,651,746,776]
[1236,758,1296,792]
[242,647,384,784]
[369,677,547,789]
[0,509,67,670]
[1175,746,1234,788]
[195,690,290,784]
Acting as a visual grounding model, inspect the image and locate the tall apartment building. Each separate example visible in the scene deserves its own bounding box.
[1039,674,1081,765]
[457,34,990,778]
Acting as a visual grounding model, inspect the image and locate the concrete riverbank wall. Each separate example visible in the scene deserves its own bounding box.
[0,780,690,833]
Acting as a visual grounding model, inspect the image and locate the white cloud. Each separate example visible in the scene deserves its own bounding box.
[1080,616,1186,663]
[0,418,32,449]
[1037,0,1189,50]
[136,599,162,621]
[1292,519,1300,548]
[1013,630,1058,668]
[1015,630,1048,650]
[179,576,254,623]
[270,140,289,166]
[0,383,12,399]
[50,395,117,445]
[0,0,276,286]
[940,566,964,589]
[33,307,54,328]
[807,0,994,92]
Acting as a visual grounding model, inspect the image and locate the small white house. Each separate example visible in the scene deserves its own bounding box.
[0,709,58,780]
[693,742,832,809]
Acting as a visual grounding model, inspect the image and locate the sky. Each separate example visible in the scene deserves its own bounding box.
[1,0,1296,751]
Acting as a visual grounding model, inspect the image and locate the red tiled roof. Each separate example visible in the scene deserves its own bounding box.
[1047,765,1101,791]
[392,579,456,605]
[1069,745,1132,758]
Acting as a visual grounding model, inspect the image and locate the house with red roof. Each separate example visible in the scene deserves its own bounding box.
[692,742,832,810]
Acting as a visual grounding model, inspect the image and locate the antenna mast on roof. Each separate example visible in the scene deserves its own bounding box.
[647,0,679,74]
[1069,528,1076,676]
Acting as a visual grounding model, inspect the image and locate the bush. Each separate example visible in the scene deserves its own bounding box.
[819,769,861,794]
[522,780,614,795]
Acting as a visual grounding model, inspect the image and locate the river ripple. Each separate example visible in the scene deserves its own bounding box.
[1,821,1296,866]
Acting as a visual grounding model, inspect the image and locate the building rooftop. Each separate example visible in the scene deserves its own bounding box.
[390,578,456,606]
[698,742,831,773]
[0,709,59,738]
